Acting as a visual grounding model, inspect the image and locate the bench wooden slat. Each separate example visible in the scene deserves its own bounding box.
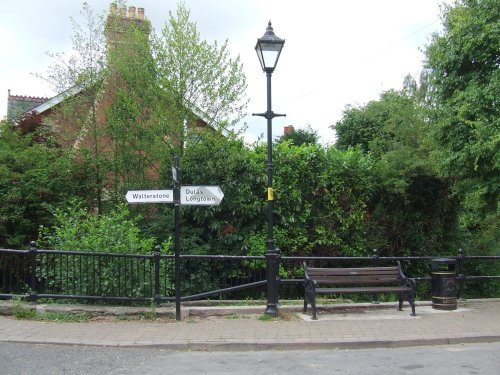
[311,276,401,284]
[308,266,398,272]
[307,267,399,276]
[316,286,411,294]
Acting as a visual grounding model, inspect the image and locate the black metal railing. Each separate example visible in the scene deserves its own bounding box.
[0,242,269,304]
[1,243,499,304]
[179,255,267,301]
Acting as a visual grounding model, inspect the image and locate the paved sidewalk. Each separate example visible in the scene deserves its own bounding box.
[1,299,499,351]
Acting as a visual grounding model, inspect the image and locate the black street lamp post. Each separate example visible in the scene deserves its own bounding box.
[252,21,285,316]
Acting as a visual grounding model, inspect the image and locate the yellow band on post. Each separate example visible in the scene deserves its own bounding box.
[268,187,274,201]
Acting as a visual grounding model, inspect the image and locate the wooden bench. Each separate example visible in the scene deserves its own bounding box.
[303,262,416,320]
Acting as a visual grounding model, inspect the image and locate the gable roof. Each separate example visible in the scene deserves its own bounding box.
[28,85,84,117]
[7,90,49,121]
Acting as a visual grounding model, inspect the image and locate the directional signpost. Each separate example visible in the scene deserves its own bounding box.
[126,187,223,206]
[125,190,173,203]
[125,159,224,320]
[181,186,224,206]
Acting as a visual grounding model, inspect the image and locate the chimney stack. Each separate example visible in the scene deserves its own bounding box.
[284,125,295,135]
[128,6,136,18]
[109,3,145,19]
[137,8,145,20]
[105,4,151,49]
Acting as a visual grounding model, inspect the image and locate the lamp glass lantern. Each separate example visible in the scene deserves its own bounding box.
[255,21,285,72]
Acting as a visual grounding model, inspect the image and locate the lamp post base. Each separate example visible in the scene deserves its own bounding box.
[265,249,280,316]
[264,304,278,316]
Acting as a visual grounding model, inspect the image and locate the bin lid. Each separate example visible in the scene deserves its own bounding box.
[431,258,456,264]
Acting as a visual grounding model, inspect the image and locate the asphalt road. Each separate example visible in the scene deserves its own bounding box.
[1,341,499,374]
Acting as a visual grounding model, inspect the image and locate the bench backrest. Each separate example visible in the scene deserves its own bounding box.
[304,264,402,286]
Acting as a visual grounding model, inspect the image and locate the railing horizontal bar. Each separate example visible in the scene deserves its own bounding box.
[181,280,267,301]
[180,255,266,261]
[280,279,302,284]
[37,293,152,302]
[0,293,29,299]
[284,256,437,261]
[376,256,440,261]
[464,275,500,280]
[2,249,498,261]
[284,256,373,261]
[0,249,28,254]
[158,296,175,302]
[37,250,151,259]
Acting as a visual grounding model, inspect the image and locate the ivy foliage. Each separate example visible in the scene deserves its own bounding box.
[38,201,158,254]
[179,134,376,257]
[0,123,86,248]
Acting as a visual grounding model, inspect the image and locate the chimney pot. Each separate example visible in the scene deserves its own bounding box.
[119,6,126,17]
[128,6,136,18]
[110,3,117,15]
[284,125,295,135]
[137,8,145,20]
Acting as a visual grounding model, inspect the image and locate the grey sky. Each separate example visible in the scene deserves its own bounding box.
[0,0,450,143]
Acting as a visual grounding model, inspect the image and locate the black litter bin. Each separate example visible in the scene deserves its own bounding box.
[431,258,457,310]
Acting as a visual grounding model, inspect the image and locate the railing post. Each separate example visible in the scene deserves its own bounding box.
[457,248,466,301]
[153,245,161,306]
[371,249,380,304]
[29,241,38,304]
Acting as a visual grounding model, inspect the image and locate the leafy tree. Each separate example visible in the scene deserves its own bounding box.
[39,2,108,213]
[152,1,249,154]
[424,0,499,252]
[333,103,385,153]
[334,84,433,158]
[102,1,251,246]
[35,1,248,213]
[103,14,168,204]
[333,86,460,256]
[279,126,319,146]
